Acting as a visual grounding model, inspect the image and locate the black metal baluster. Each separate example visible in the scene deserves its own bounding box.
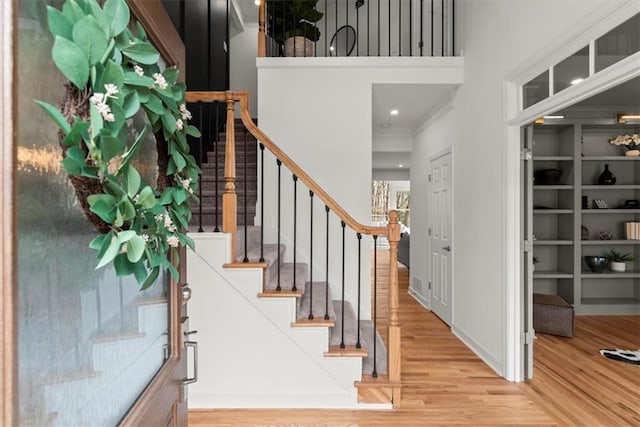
[276,159,282,291]
[325,0,328,56]
[340,220,346,349]
[335,0,338,56]
[399,0,402,56]
[452,0,455,56]
[441,0,444,56]
[197,102,204,232]
[356,232,362,348]
[430,0,434,56]
[367,0,370,55]
[293,174,298,291]
[345,0,348,57]
[324,205,330,320]
[259,143,265,262]
[308,190,314,319]
[356,0,360,56]
[388,0,391,56]
[242,128,249,262]
[372,234,378,378]
[377,0,380,56]
[214,103,220,232]
[409,0,412,56]
[420,0,424,56]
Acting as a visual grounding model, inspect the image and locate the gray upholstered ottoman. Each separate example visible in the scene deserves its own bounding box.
[533,293,574,337]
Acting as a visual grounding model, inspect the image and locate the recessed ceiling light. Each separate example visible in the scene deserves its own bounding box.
[254,0,261,5]
[398,164,404,168]
[543,115,565,119]
[390,109,399,116]
[570,78,584,85]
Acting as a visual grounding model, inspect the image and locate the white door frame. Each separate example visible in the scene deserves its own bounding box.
[429,148,453,324]
[503,1,640,381]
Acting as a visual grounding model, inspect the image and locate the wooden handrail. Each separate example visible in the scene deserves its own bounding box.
[186,91,387,238]
[258,0,266,57]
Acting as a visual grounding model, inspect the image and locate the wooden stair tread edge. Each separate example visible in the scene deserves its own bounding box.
[258,290,302,298]
[355,374,401,388]
[291,318,335,328]
[324,345,368,357]
[223,262,267,269]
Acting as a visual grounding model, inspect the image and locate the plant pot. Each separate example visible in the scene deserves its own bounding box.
[610,261,626,272]
[284,36,313,57]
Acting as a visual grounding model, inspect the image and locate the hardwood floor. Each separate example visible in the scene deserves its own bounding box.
[189,251,640,426]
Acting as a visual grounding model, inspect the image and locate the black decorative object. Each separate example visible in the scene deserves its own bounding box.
[582,196,589,209]
[534,168,563,185]
[597,164,616,185]
[584,256,610,273]
[581,225,589,240]
[619,199,640,209]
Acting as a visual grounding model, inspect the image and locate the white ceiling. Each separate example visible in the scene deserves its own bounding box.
[233,0,259,25]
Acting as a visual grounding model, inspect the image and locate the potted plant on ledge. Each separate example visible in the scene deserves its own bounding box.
[603,249,635,272]
[267,0,324,57]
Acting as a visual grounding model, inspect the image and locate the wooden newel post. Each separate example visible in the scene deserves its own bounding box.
[258,0,266,57]
[387,210,402,406]
[223,93,237,261]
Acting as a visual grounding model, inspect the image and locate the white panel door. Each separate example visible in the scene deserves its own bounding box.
[430,153,452,325]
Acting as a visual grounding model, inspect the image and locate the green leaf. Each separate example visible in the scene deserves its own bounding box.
[140,266,160,290]
[35,100,71,135]
[167,260,179,280]
[162,67,179,85]
[72,15,108,65]
[122,42,160,65]
[114,206,124,227]
[118,125,148,173]
[52,36,90,89]
[144,94,165,115]
[117,230,137,242]
[172,151,186,171]
[89,233,108,250]
[114,253,136,276]
[100,59,125,90]
[61,157,83,175]
[138,186,156,209]
[63,120,89,146]
[133,261,148,284]
[181,233,195,250]
[159,188,175,205]
[89,102,104,137]
[100,135,124,163]
[185,125,201,138]
[95,231,115,259]
[88,193,117,223]
[173,189,187,205]
[161,111,177,134]
[135,21,147,41]
[127,235,145,263]
[96,234,121,269]
[47,6,73,40]
[119,197,136,220]
[122,91,140,118]
[106,102,125,137]
[62,0,85,24]
[124,71,154,87]
[135,86,151,102]
[87,1,109,34]
[125,167,141,197]
[103,0,130,37]
[81,165,100,179]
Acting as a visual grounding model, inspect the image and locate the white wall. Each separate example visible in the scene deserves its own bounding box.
[230,23,258,117]
[257,57,463,317]
[410,0,621,378]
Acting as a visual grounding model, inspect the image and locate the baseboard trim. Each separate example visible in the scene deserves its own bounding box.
[451,324,503,378]
[408,288,430,311]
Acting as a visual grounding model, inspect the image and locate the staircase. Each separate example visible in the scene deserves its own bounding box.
[184,90,401,409]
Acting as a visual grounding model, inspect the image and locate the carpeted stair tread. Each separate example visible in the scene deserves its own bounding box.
[297,282,337,321]
[329,300,362,348]
[360,320,388,376]
[264,262,308,293]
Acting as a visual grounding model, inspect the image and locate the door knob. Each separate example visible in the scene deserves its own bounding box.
[181,283,192,303]
[442,245,451,252]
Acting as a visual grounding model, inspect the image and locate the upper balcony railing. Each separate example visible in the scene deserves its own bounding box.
[258,0,455,58]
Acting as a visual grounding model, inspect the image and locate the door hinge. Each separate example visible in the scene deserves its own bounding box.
[523,240,533,253]
[428,228,432,236]
[521,148,532,160]
[521,331,534,345]
[428,281,432,290]
[428,174,432,182]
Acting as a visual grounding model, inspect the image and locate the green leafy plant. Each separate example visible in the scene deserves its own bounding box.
[36,0,201,289]
[603,249,635,262]
[266,0,324,44]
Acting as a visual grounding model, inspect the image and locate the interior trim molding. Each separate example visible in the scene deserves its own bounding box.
[0,0,17,424]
